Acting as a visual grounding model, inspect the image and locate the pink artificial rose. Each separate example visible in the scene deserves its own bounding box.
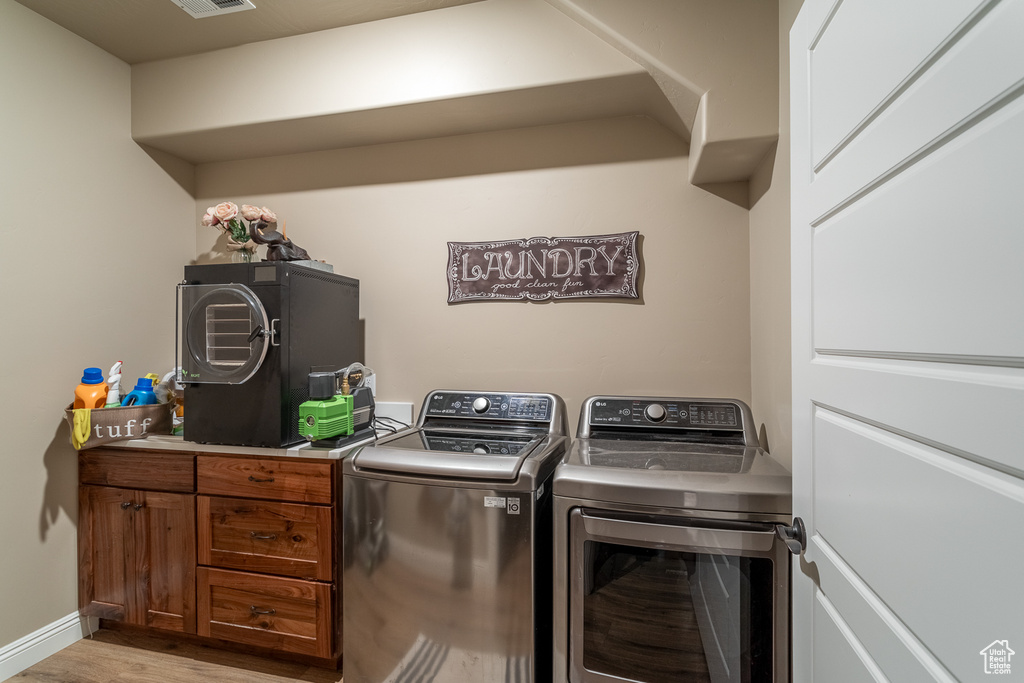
[201,212,216,227]
[213,201,238,223]
[260,207,278,223]
[240,204,262,222]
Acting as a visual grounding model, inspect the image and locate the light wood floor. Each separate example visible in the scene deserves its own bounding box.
[6,629,342,683]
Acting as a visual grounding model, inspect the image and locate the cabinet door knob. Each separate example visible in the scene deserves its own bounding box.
[120,501,132,510]
[133,503,144,511]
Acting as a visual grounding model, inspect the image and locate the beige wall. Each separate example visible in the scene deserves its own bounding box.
[748,0,803,470]
[1,0,787,656]
[194,116,753,427]
[0,0,195,648]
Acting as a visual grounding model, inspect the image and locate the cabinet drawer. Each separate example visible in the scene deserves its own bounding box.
[198,496,332,581]
[197,456,332,504]
[80,449,195,492]
[197,567,332,658]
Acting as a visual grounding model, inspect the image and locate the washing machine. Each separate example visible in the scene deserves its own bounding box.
[553,396,797,683]
[343,389,568,683]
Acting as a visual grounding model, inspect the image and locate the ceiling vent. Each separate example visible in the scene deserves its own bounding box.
[170,0,256,19]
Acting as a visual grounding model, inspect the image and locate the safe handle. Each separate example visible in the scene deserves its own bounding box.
[247,320,280,347]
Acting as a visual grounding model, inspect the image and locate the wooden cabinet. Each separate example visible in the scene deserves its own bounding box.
[78,445,342,666]
[196,454,340,661]
[78,450,196,633]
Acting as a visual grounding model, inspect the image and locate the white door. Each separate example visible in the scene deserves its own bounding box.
[790,1,1024,681]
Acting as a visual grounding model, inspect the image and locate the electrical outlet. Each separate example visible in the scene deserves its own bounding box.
[365,373,377,397]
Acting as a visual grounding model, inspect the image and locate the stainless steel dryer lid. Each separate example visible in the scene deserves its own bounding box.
[553,396,792,516]
[554,439,791,516]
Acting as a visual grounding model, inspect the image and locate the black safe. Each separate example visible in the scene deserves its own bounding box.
[178,262,362,448]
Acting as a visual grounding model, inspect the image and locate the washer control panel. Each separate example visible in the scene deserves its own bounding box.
[425,391,553,422]
[589,398,742,430]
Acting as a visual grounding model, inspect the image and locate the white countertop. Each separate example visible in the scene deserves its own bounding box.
[104,433,377,460]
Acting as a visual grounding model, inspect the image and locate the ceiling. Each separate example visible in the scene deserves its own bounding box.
[13,0,486,64]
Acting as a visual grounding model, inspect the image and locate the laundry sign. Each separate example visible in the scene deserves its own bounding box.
[446,231,640,303]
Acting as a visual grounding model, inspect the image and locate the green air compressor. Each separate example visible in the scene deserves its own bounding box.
[298,363,376,449]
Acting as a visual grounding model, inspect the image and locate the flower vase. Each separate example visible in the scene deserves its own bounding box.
[232,248,255,263]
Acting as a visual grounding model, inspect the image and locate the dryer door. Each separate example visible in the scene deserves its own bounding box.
[177,283,273,384]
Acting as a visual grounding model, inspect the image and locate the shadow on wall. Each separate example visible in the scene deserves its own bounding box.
[194,116,688,198]
[40,420,79,541]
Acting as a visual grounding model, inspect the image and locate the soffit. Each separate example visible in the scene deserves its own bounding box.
[12,0,485,64]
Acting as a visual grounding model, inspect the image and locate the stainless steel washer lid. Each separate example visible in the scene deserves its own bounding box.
[351,428,547,480]
[346,390,569,486]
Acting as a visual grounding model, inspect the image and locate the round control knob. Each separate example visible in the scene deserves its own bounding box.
[473,444,490,454]
[472,397,491,414]
[645,403,667,422]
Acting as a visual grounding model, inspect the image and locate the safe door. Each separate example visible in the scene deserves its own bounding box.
[177,283,276,385]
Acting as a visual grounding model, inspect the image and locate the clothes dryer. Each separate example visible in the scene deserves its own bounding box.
[553,396,797,683]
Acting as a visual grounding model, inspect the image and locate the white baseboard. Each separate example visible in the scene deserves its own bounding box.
[0,612,98,680]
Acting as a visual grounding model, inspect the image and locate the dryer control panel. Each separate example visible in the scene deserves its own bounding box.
[424,391,554,423]
[588,398,743,431]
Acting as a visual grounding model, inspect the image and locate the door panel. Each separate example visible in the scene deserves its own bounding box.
[812,97,1024,359]
[809,0,988,168]
[811,546,944,682]
[78,486,132,621]
[791,0,1024,681]
[813,409,1022,678]
[140,491,196,633]
[809,357,1024,478]
[811,596,879,683]
[808,0,1023,221]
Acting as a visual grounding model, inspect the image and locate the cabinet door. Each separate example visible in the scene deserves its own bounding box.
[79,486,196,633]
[138,491,196,633]
[79,486,133,621]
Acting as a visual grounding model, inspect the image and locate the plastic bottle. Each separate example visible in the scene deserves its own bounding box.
[155,369,185,436]
[104,361,123,408]
[121,378,158,407]
[74,368,109,409]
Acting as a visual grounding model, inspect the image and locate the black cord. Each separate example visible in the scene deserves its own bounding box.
[372,418,398,435]
[375,415,410,429]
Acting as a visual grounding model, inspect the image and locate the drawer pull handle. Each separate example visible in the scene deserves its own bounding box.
[250,606,276,616]
[248,475,275,483]
[250,532,278,541]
